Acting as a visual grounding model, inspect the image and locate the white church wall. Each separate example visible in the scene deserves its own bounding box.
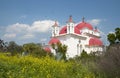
[58,35,80,58]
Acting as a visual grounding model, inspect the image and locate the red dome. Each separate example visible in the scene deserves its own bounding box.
[76,22,93,30]
[44,47,51,53]
[49,38,60,44]
[59,26,67,34]
[89,37,103,46]
[59,26,81,34]
[74,26,81,34]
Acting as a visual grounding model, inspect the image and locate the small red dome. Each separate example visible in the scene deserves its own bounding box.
[49,37,60,45]
[89,37,103,46]
[76,22,93,30]
[44,47,51,53]
[59,26,81,34]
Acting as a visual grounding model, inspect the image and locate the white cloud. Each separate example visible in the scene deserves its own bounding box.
[4,33,16,38]
[6,23,29,33]
[88,19,101,26]
[40,38,47,42]
[108,31,115,34]
[19,15,27,19]
[98,30,109,45]
[6,20,54,34]
[22,33,34,39]
[2,20,55,44]
[29,20,54,33]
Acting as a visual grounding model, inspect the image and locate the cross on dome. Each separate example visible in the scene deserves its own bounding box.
[82,17,85,22]
[95,26,97,30]
[68,15,73,22]
[94,26,99,32]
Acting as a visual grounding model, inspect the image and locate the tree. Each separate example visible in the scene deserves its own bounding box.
[57,43,67,60]
[107,27,120,45]
[7,41,23,56]
[0,39,7,52]
[115,28,120,42]
[23,43,48,57]
[23,43,36,54]
[107,33,116,45]
[51,43,67,60]
[80,50,89,58]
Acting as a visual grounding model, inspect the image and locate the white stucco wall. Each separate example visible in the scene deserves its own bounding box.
[58,35,77,58]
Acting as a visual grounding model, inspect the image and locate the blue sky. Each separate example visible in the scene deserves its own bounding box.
[0,0,120,45]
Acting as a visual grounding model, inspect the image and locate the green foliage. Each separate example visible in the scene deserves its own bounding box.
[115,28,120,42]
[7,41,23,56]
[0,39,7,52]
[74,50,98,62]
[107,27,120,45]
[0,53,102,78]
[23,43,37,54]
[23,43,49,58]
[107,33,116,45]
[80,50,89,58]
[57,43,67,60]
[51,43,67,60]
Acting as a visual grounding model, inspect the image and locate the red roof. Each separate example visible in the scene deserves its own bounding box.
[49,37,60,44]
[59,26,81,34]
[44,47,51,53]
[89,37,103,46]
[76,22,93,30]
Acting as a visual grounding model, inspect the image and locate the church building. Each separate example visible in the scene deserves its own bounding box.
[45,16,103,58]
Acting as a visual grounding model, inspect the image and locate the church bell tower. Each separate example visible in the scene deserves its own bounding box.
[52,21,60,37]
[67,16,75,34]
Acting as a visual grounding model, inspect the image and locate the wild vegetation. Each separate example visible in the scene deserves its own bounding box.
[0,53,97,78]
[0,27,120,78]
